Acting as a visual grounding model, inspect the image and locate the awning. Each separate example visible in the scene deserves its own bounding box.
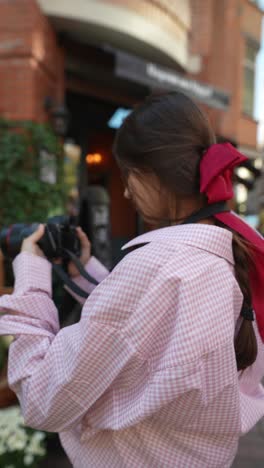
[114,50,230,110]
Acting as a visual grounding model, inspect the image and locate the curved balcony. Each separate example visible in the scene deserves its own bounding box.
[37,0,193,70]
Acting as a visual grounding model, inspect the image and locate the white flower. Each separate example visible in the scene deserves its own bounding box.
[0,406,24,443]
[0,425,11,439]
[0,406,23,432]
[0,405,46,462]
[24,453,34,466]
[6,428,28,452]
[32,431,45,442]
[26,434,46,457]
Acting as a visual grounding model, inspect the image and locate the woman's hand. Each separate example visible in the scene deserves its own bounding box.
[68,227,91,278]
[21,225,91,274]
[21,224,46,258]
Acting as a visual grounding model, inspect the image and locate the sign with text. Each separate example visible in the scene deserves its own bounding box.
[115,50,230,110]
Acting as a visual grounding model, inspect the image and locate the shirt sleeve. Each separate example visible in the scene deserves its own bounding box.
[0,252,138,432]
[65,256,109,305]
[0,252,59,337]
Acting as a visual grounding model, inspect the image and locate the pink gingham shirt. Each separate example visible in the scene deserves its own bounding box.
[1,224,264,467]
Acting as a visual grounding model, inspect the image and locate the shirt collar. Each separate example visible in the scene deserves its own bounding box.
[122,223,234,265]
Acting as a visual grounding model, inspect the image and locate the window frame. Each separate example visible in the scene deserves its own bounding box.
[242,38,259,117]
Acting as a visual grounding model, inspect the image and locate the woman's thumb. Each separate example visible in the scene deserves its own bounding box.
[30,224,45,241]
[76,227,90,247]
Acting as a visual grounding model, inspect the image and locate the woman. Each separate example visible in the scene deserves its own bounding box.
[1,92,264,467]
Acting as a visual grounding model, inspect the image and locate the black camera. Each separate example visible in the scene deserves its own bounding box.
[0,216,81,260]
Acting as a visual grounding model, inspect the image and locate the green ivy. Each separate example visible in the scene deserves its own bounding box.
[0,118,66,228]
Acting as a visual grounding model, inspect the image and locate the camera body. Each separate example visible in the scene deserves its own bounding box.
[0,216,80,260]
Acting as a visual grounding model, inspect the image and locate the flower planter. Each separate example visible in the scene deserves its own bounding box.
[0,362,17,408]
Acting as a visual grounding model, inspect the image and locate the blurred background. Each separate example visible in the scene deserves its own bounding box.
[1,0,264,266]
[1,1,264,466]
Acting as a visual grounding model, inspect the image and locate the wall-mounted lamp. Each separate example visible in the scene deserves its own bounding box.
[44,96,70,137]
[86,153,104,166]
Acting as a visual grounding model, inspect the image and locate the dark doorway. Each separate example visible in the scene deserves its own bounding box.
[65,91,137,266]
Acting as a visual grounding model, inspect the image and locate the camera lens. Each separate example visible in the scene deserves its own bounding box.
[0,224,39,259]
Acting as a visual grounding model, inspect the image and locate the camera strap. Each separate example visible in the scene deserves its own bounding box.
[181,201,229,225]
[63,249,99,285]
[52,264,90,299]
[52,249,100,299]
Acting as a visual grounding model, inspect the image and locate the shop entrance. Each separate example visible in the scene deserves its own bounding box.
[65,91,137,266]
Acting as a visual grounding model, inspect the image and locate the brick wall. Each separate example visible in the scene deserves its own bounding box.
[190,0,213,57]
[1,0,262,147]
[190,0,262,148]
[0,0,64,122]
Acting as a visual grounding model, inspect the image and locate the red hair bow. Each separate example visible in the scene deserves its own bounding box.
[200,143,247,203]
[200,143,264,341]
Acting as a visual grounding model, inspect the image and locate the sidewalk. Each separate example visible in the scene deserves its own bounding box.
[232,418,264,467]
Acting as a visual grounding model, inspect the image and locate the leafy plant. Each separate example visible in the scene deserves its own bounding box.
[0,119,66,227]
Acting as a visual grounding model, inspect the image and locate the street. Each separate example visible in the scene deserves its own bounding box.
[233,418,264,467]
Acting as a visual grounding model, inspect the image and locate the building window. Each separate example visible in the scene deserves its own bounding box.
[242,41,258,117]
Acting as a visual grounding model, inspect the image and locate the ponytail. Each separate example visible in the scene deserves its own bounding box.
[232,233,258,371]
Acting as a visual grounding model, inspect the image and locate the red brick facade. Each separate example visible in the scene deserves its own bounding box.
[0,0,262,151]
[0,0,262,267]
[190,0,262,149]
[0,0,64,122]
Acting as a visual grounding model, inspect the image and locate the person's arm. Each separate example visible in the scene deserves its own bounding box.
[65,226,110,304]
[0,251,139,433]
[66,256,109,305]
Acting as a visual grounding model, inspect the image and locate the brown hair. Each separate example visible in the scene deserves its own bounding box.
[232,233,257,370]
[113,91,257,371]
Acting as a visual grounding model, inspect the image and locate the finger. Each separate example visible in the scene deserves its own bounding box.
[76,227,90,248]
[27,224,45,242]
